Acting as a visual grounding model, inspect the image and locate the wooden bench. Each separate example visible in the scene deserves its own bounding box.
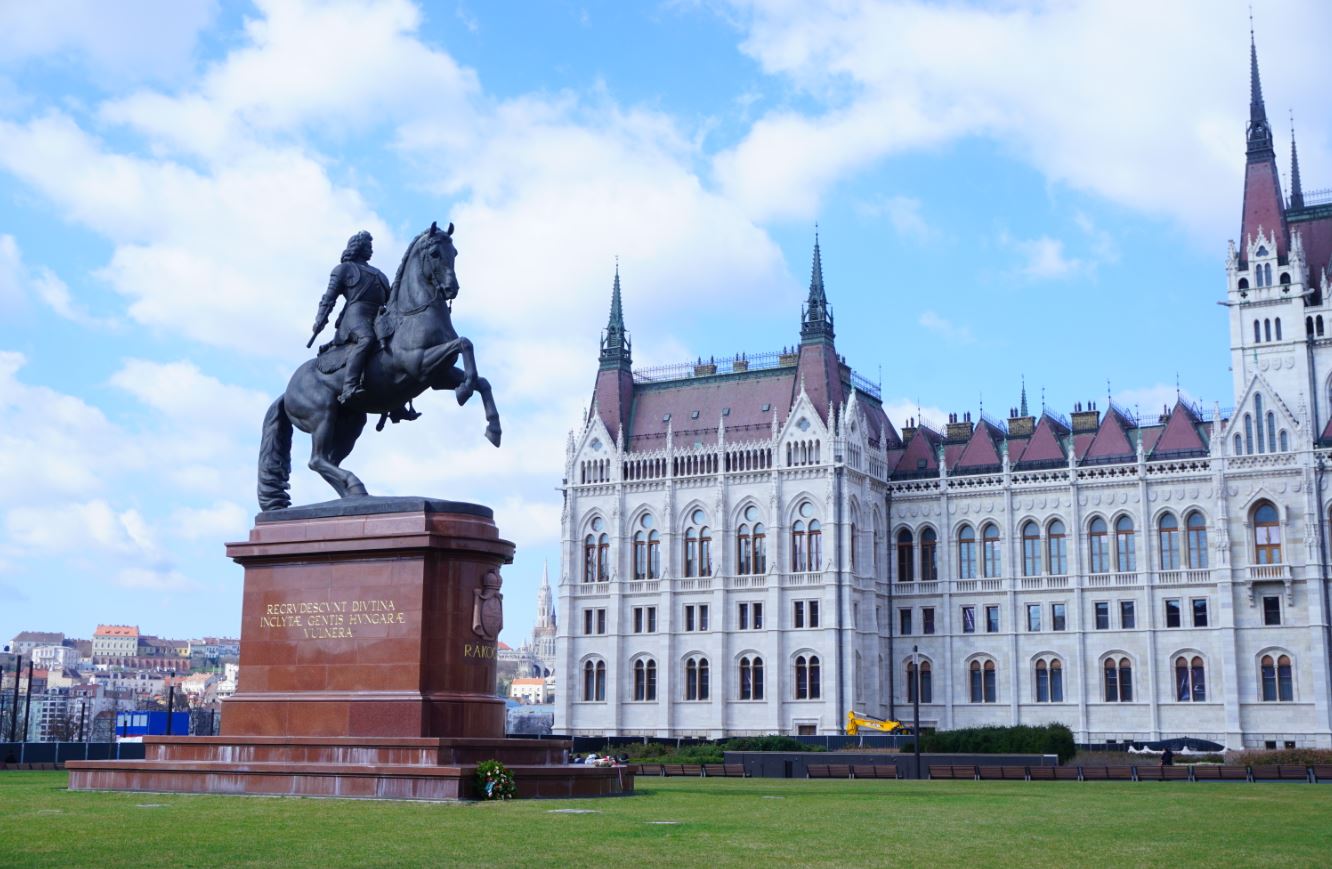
[634,763,666,776]
[851,764,900,780]
[1138,765,1192,781]
[1309,764,1332,783]
[1191,765,1249,781]
[806,764,853,779]
[702,763,747,778]
[1026,766,1079,781]
[928,765,978,780]
[679,764,703,777]
[977,765,1030,781]
[1249,764,1308,782]
[1080,766,1136,781]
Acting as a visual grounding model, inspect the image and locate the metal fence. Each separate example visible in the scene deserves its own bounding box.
[1,741,146,765]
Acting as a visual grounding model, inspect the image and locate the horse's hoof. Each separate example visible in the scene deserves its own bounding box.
[486,425,502,447]
[455,383,474,405]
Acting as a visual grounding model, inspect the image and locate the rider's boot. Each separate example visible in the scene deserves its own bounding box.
[339,341,371,404]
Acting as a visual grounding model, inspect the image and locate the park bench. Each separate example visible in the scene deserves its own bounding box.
[928,765,978,780]
[1248,764,1308,782]
[977,765,1030,781]
[679,764,704,777]
[1081,766,1136,781]
[1191,765,1248,781]
[661,764,686,776]
[806,764,853,779]
[1138,765,1191,782]
[634,763,666,776]
[1026,766,1079,781]
[850,764,900,779]
[1309,764,1332,783]
[702,764,747,777]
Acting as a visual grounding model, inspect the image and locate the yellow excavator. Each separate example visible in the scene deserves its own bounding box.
[845,711,907,735]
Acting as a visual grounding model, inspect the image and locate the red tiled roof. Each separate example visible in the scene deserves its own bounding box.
[1150,401,1207,456]
[793,342,846,425]
[1240,158,1287,263]
[1013,414,1068,466]
[1082,407,1135,462]
[892,427,940,477]
[1294,216,1332,293]
[627,369,793,449]
[94,625,139,638]
[953,419,1004,470]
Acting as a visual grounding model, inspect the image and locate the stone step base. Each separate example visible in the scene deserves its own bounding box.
[67,758,633,801]
[140,735,568,767]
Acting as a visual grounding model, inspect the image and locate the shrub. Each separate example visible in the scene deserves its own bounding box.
[921,723,1076,764]
[723,735,825,753]
[1231,748,1332,767]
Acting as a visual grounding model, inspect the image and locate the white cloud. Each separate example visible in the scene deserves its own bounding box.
[116,567,200,591]
[716,0,1332,240]
[0,234,108,325]
[5,500,160,560]
[1006,234,1086,280]
[1114,384,1201,422]
[882,398,948,433]
[918,310,973,344]
[170,501,250,542]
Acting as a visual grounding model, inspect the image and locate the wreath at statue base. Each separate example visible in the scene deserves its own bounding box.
[476,759,517,800]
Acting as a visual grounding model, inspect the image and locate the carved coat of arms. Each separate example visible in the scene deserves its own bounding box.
[472,570,504,641]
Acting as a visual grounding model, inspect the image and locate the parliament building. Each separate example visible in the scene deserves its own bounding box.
[554,39,1332,748]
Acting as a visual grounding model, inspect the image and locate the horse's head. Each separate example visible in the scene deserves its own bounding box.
[421,220,458,301]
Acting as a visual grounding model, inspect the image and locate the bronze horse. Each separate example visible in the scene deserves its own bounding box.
[257,222,500,510]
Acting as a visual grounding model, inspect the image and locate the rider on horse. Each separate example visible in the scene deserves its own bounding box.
[311,230,391,405]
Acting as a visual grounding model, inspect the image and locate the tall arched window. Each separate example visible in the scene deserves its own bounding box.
[1186,512,1208,569]
[1034,657,1064,703]
[1088,517,1109,574]
[957,525,976,579]
[1254,320,1261,343]
[584,534,597,582]
[1047,520,1067,575]
[752,522,766,574]
[1115,516,1136,571]
[736,524,753,576]
[684,656,710,700]
[1021,521,1042,577]
[1158,514,1180,570]
[1279,430,1289,451]
[684,509,711,577]
[1275,318,1282,340]
[582,659,606,701]
[1253,502,1281,564]
[584,517,609,582]
[791,520,807,572]
[1267,413,1277,453]
[1104,657,1133,702]
[633,658,657,701]
[968,659,997,703]
[648,530,660,577]
[1244,414,1254,454]
[981,524,1001,578]
[1175,655,1205,702]
[1264,318,1272,342]
[896,528,915,582]
[795,655,821,699]
[808,520,822,572]
[1254,394,1265,452]
[1261,654,1294,701]
[906,659,933,703]
[1234,433,1243,455]
[739,656,764,700]
[920,528,938,581]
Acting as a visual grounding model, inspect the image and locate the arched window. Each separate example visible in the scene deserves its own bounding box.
[1319,315,1325,337]
[685,528,699,577]
[1175,655,1205,702]
[1307,316,1314,336]
[684,656,710,700]
[633,532,647,579]
[1234,433,1242,455]
[584,517,609,582]
[739,656,764,700]
[906,659,933,704]
[920,528,938,581]
[584,534,597,582]
[1279,430,1289,451]
[896,528,915,583]
[1034,657,1064,703]
[648,530,660,577]
[1186,512,1208,569]
[791,520,807,572]
[1254,320,1261,343]
[1244,413,1254,454]
[597,533,609,581]
[1158,514,1180,570]
[1253,502,1281,564]
[1265,262,1273,286]
[1088,517,1109,574]
[1261,654,1294,701]
[1021,521,1042,577]
[1047,520,1068,575]
[795,655,821,699]
[1255,394,1265,453]
[582,659,606,701]
[957,525,976,579]
[1264,319,1272,342]
[968,659,997,703]
[1280,272,1290,285]
[736,524,752,576]
[981,524,1001,578]
[633,658,657,701]
[684,509,711,577]
[1267,412,1277,453]
[808,520,822,572]
[1275,318,1282,340]
[1115,516,1136,571]
[1104,657,1133,702]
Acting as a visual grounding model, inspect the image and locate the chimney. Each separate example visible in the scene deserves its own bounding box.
[1008,408,1035,438]
[946,412,974,443]
[900,416,918,443]
[1072,401,1101,433]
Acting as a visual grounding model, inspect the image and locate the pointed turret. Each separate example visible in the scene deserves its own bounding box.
[1290,120,1305,210]
[591,262,635,439]
[1019,377,1029,418]
[535,560,555,630]
[1238,28,1287,263]
[793,230,845,421]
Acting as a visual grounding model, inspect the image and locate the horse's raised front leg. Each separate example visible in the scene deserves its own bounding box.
[420,338,477,404]
[309,414,368,499]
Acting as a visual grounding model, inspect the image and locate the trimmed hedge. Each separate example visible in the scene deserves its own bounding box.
[917,723,1077,763]
[619,735,827,764]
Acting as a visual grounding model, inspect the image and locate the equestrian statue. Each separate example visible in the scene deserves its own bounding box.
[257,222,501,511]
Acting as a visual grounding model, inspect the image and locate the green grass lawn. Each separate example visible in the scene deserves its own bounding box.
[2,772,1329,868]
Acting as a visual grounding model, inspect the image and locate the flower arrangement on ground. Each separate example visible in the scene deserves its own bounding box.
[475,759,517,800]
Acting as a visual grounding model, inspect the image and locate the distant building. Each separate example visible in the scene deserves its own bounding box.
[216,662,239,699]
[510,677,550,704]
[10,631,65,657]
[92,625,139,666]
[30,645,77,671]
[500,563,559,681]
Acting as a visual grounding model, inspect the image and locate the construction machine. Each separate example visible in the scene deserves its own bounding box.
[845,710,906,735]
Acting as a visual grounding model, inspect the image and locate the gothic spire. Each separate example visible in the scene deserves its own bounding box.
[800,227,835,344]
[1246,28,1274,160]
[1019,376,1028,417]
[1290,117,1305,209]
[599,259,632,370]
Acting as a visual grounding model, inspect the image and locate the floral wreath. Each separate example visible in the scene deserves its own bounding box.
[475,759,517,800]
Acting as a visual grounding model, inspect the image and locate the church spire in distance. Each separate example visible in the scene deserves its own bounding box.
[599,258,631,371]
[801,227,835,344]
[1290,116,1305,209]
[1246,26,1274,161]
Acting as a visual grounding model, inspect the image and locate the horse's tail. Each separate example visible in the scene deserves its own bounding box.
[257,396,293,511]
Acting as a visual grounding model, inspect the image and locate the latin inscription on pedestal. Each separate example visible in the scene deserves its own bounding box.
[259,599,408,640]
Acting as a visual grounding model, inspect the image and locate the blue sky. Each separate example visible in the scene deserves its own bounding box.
[1,0,1328,647]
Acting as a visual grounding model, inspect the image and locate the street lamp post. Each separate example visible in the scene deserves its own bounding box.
[165,670,176,736]
[6,655,21,742]
[912,645,921,779]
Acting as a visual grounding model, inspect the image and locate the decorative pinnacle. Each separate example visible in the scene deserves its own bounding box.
[599,259,631,369]
[1246,26,1273,157]
[1290,113,1305,209]
[1019,375,1028,417]
[800,225,835,344]
[809,225,826,306]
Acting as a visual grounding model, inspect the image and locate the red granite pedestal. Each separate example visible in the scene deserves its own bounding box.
[67,499,631,800]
